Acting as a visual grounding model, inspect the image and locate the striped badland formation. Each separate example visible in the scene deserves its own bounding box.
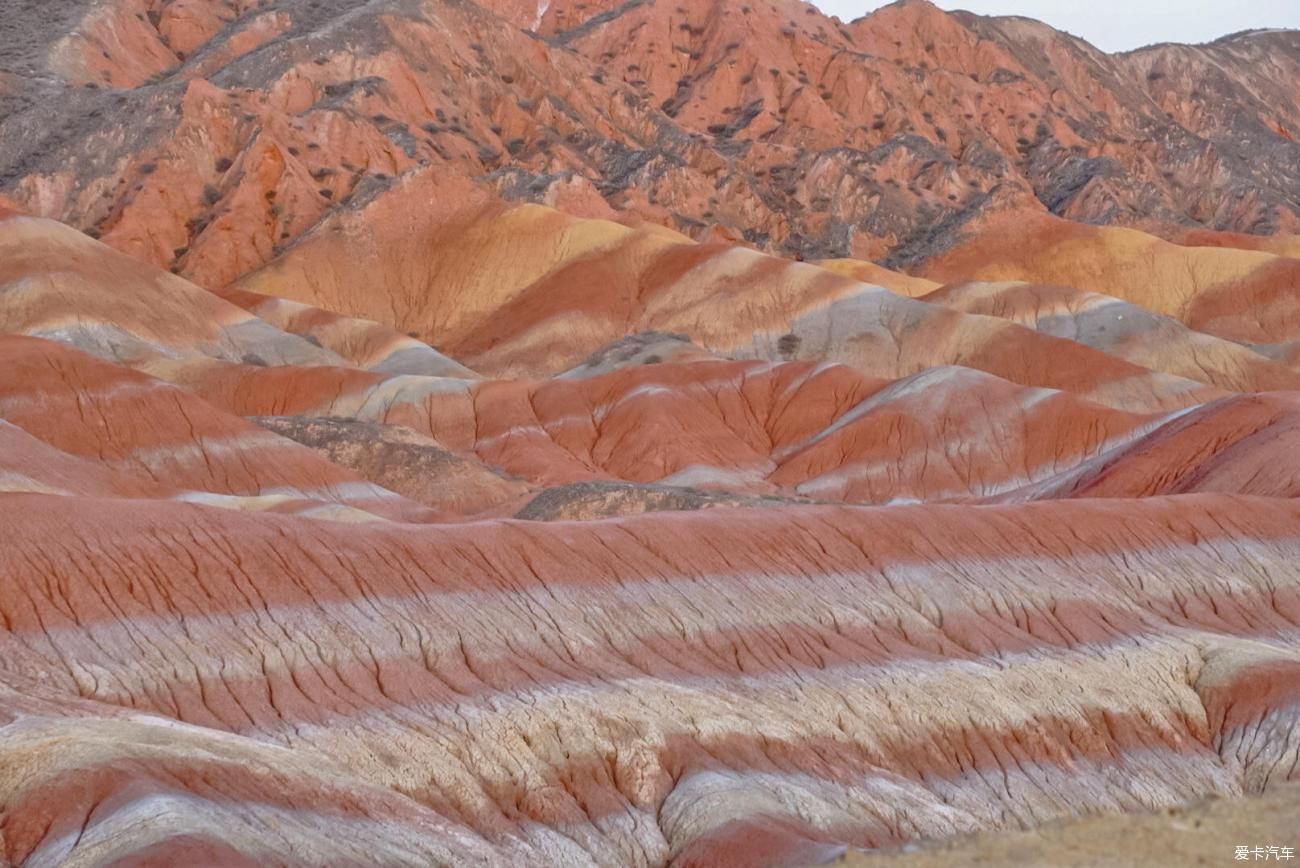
[2,0,1300,865]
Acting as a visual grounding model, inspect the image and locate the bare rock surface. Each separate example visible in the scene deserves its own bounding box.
[1,3,1299,867]
[2,0,1298,287]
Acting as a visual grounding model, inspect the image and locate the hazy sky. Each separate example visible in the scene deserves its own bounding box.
[811,0,1300,52]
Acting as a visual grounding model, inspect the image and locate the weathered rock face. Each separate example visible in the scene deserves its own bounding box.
[2,0,1298,288]
[922,212,1300,348]
[230,199,1245,414]
[3,3,1300,867]
[4,493,1300,866]
[4,167,1300,867]
[0,208,339,367]
[251,415,531,514]
[920,280,1300,394]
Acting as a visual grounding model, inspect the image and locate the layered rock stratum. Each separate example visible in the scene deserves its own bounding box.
[1,1,1299,866]
[3,0,1299,284]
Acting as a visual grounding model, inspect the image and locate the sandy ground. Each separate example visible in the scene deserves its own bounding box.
[835,783,1300,867]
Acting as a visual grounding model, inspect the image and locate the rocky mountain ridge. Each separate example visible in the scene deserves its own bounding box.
[2,0,1297,288]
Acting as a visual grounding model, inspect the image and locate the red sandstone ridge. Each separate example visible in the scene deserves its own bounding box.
[2,2,1300,867]
[2,0,1298,285]
[231,201,1227,412]
[3,492,1300,866]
